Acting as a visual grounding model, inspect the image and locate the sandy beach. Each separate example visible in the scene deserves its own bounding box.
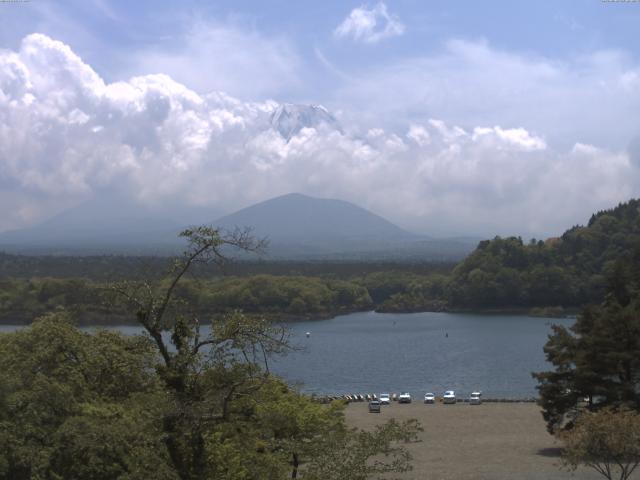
[345,401,601,480]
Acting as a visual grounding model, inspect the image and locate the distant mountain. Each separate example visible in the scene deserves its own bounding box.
[0,192,476,260]
[270,104,340,141]
[0,196,220,254]
[213,193,477,260]
[214,193,413,242]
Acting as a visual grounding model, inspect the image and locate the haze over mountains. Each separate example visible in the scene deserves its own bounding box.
[0,192,477,260]
[0,195,221,255]
[0,99,475,260]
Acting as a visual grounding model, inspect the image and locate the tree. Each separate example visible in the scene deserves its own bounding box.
[0,312,174,480]
[533,247,640,433]
[112,226,293,480]
[301,418,422,480]
[560,408,640,480]
[205,377,345,479]
[533,294,640,433]
[111,226,422,480]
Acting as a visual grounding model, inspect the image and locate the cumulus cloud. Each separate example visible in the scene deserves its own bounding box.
[1,34,639,238]
[406,125,430,147]
[471,126,546,152]
[334,2,405,44]
[333,39,640,152]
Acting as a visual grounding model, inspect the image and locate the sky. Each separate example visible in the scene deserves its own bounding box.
[1,0,640,237]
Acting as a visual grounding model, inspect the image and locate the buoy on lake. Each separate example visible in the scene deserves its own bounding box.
[306,332,310,338]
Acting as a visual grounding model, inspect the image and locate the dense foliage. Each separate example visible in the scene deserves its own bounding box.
[0,314,421,480]
[359,271,448,312]
[0,272,456,324]
[533,242,640,433]
[447,199,640,309]
[0,313,174,480]
[0,252,454,280]
[0,275,373,324]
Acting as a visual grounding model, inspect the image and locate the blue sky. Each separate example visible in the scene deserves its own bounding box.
[4,0,640,99]
[1,1,640,236]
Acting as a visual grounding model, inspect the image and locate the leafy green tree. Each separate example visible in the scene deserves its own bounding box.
[111,227,288,480]
[0,312,174,480]
[560,408,640,480]
[533,248,640,433]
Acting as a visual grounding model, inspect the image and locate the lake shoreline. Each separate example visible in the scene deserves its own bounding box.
[0,305,579,326]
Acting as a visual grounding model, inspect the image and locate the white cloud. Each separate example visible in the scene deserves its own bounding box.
[406,125,430,146]
[571,142,600,156]
[332,39,640,152]
[1,34,639,238]
[128,20,301,100]
[428,119,467,144]
[472,126,546,152]
[334,2,405,44]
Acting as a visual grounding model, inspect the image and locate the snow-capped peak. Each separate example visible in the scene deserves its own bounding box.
[270,103,340,140]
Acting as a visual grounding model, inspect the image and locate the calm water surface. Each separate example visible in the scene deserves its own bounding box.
[270,311,573,398]
[0,311,573,398]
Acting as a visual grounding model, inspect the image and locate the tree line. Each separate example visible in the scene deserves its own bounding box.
[0,272,454,324]
[447,199,640,309]
[3,199,640,323]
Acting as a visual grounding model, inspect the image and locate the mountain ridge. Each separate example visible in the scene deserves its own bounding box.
[213,192,417,242]
[0,192,477,260]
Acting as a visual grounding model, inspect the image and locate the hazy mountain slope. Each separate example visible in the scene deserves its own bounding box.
[214,193,415,243]
[0,192,476,260]
[212,193,477,260]
[0,196,221,253]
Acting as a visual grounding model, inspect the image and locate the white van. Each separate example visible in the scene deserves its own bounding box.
[443,390,456,404]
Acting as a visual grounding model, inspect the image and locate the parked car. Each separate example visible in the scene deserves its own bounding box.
[368,400,381,413]
[424,392,435,404]
[469,391,482,405]
[398,392,412,403]
[379,393,391,405]
[443,390,456,404]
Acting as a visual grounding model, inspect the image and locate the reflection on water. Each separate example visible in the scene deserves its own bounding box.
[0,311,573,398]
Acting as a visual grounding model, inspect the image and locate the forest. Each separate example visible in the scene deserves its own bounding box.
[1,199,640,324]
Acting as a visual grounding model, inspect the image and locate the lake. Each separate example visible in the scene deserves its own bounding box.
[0,311,573,399]
[270,311,573,398]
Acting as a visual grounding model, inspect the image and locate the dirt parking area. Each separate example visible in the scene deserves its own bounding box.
[345,401,601,480]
